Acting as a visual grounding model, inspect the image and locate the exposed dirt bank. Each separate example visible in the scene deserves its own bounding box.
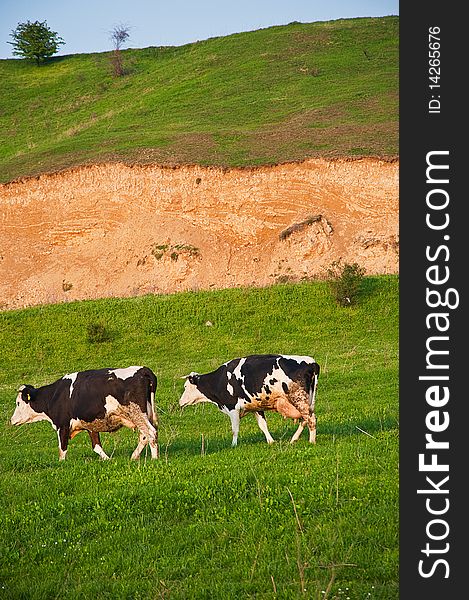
[0,158,398,311]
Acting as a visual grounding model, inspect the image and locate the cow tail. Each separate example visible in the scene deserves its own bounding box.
[309,363,320,414]
[150,389,156,425]
[143,367,158,425]
[150,375,158,426]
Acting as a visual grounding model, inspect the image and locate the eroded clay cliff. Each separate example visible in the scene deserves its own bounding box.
[0,157,398,310]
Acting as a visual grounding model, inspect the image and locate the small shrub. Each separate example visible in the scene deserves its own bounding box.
[151,243,200,261]
[87,322,112,344]
[151,244,169,260]
[275,274,297,284]
[174,244,200,258]
[327,260,365,306]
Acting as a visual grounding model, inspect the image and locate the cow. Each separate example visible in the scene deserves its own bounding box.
[10,366,158,461]
[179,354,319,446]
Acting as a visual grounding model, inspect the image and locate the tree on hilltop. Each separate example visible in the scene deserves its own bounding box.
[8,20,64,65]
[109,23,131,77]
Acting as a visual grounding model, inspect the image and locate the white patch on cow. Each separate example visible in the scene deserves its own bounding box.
[279,355,315,365]
[63,372,78,397]
[232,358,246,383]
[109,366,142,380]
[104,395,121,413]
[10,393,53,426]
[232,358,254,399]
[234,397,248,411]
[179,381,212,407]
[69,418,84,434]
[93,445,110,460]
[226,382,234,395]
[263,367,292,393]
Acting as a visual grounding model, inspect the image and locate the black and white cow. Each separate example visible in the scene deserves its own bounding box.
[179,354,320,446]
[10,366,158,460]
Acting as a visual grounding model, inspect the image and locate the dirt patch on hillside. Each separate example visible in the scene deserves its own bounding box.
[0,157,398,311]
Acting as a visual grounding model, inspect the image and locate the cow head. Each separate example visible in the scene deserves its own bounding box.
[179,372,209,407]
[10,385,44,425]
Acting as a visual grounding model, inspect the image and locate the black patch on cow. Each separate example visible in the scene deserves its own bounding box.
[264,385,271,395]
[195,359,249,409]
[239,355,278,397]
[269,378,277,385]
[278,357,318,394]
[20,384,38,404]
[282,381,289,393]
[25,379,71,420]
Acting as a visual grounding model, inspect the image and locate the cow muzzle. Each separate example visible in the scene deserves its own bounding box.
[10,414,21,426]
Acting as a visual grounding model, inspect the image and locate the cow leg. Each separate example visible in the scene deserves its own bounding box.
[148,421,159,459]
[254,411,275,444]
[131,416,158,460]
[228,410,240,447]
[285,386,317,444]
[290,420,306,443]
[131,431,148,460]
[308,413,317,444]
[57,426,70,460]
[290,414,317,444]
[291,416,317,444]
[88,431,110,460]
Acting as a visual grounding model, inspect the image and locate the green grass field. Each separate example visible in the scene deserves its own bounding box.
[0,277,398,598]
[0,16,398,182]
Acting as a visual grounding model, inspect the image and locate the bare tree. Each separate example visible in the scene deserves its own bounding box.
[109,24,130,77]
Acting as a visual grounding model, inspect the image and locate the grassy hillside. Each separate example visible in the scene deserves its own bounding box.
[0,277,399,598]
[0,17,398,183]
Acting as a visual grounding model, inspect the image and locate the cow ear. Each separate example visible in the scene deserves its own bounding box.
[19,385,32,402]
[180,372,199,383]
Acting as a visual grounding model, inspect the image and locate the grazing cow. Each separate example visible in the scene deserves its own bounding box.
[10,366,158,460]
[179,354,319,446]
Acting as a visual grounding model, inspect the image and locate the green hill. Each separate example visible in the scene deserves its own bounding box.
[0,16,398,183]
[0,277,398,598]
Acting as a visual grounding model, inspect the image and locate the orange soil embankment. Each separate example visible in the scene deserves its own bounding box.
[0,157,398,310]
